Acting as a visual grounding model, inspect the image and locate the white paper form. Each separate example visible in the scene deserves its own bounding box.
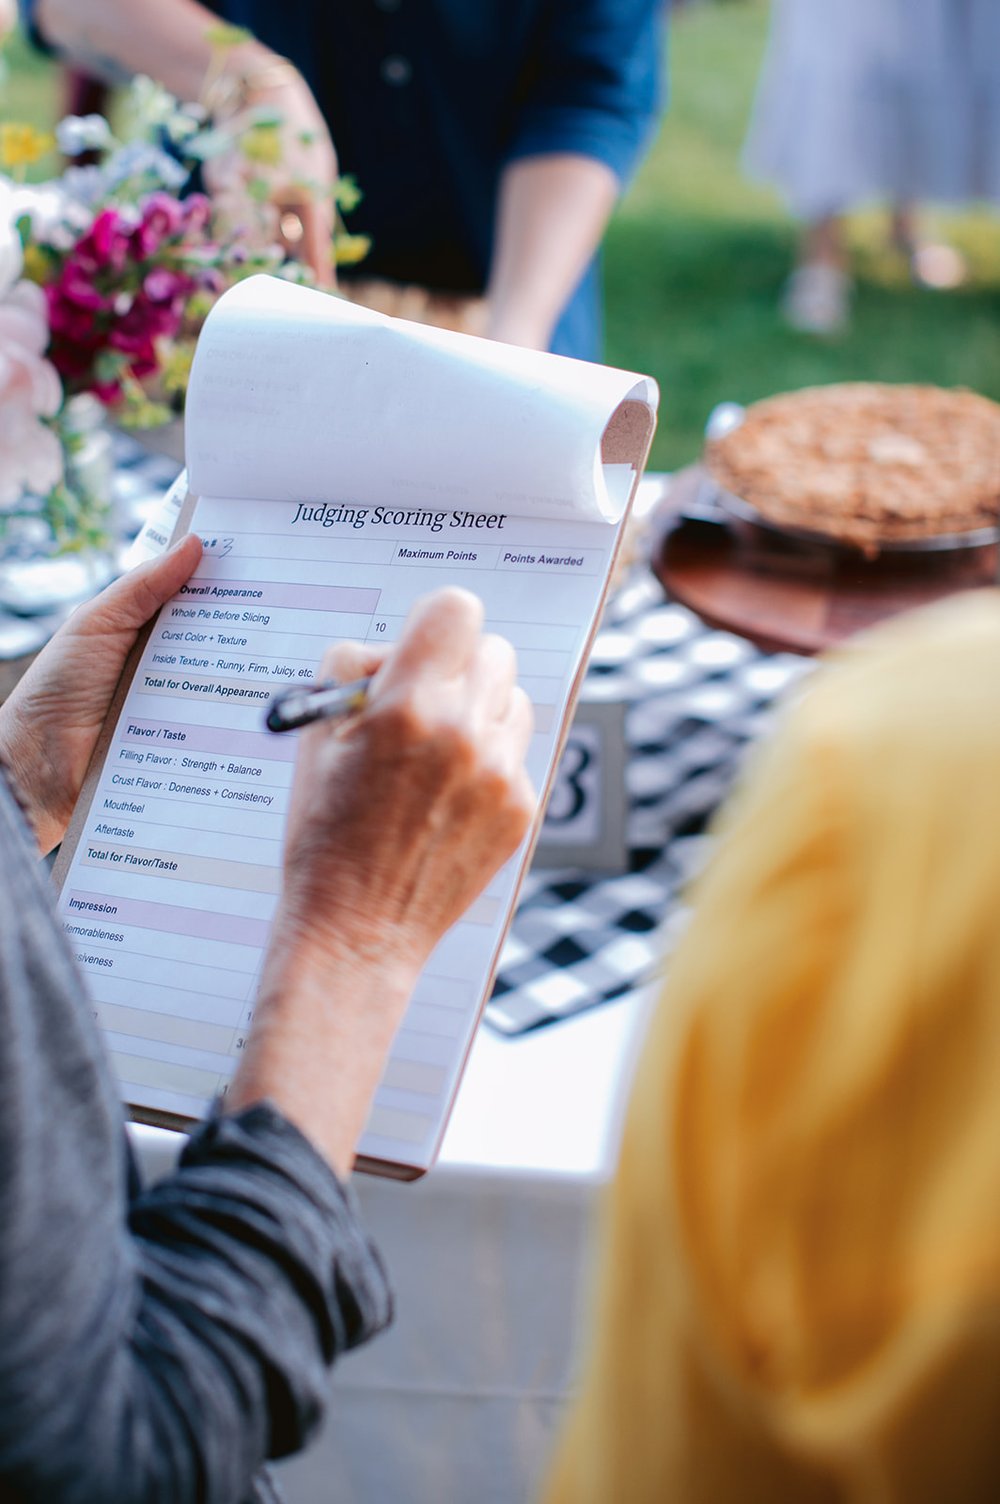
[55,277,658,1175]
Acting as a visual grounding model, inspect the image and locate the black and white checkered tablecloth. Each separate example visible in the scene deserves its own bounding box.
[98,446,812,1036]
[486,572,813,1033]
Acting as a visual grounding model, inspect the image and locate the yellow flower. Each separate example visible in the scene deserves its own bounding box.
[0,123,55,171]
[160,341,196,396]
[240,122,282,167]
[204,23,253,49]
[334,232,372,267]
[20,245,49,285]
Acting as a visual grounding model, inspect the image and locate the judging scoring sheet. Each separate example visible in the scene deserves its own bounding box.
[55,276,657,1174]
[57,500,622,1169]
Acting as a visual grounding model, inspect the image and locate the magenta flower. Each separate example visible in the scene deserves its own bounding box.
[43,195,199,402]
[143,266,189,304]
[181,194,212,235]
[135,192,185,257]
[79,208,134,274]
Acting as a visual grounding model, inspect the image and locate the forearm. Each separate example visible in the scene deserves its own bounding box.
[228,918,419,1178]
[34,0,277,98]
[486,154,618,351]
[231,590,534,1177]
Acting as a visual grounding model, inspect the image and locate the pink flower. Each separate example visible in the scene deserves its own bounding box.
[0,181,63,502]
[136,191,185,257]
[181,193,212,235]
[0,280,63,506]
[143,266,188,304]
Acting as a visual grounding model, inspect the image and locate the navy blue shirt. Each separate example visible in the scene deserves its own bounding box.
[203,0,665,357]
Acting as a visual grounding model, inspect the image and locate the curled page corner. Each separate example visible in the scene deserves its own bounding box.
[593,380,661,522]
[185,276,659,524]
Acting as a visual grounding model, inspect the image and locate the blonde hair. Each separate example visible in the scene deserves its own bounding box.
[546,591,1000,1504]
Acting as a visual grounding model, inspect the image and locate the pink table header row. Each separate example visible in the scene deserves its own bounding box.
[64,891,270,948]
[178,579,380,613]
[120,718,299,762]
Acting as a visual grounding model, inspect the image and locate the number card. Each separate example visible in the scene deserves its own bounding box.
[534,697,628,873]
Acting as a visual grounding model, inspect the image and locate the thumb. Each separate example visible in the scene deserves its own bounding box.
[72,534,203,638]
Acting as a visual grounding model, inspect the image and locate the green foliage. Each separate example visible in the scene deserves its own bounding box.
[0,28,60,180]
[334,175,363,213]
[34,478,115,552]
[203,24,253,50]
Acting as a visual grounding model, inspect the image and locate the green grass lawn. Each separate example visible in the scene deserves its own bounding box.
[0,26,60,178]
[4,1,999,471]
[605,0,1000,469]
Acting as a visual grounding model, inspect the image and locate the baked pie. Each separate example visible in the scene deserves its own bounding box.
[705,383,1000,555]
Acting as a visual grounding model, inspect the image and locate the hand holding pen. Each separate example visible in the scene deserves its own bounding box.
[241,587,536,1175]
[263,586,536,959]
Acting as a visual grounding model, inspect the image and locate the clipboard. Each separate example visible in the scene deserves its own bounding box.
[52,278,657,1178]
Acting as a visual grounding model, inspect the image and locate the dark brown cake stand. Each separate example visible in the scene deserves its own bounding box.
[651,466,1000,657]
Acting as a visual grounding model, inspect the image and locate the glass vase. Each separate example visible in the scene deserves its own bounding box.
[0,395,118,617]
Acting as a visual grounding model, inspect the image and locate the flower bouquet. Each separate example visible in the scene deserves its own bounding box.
[0,36,366,556]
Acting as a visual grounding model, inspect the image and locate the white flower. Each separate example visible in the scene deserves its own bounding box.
[55,113,116,158]
[122,75,182,139]
[0,177,23,295]
[104,141,189,192]
[163,108,204,147]
[184,127,231,163]
[60,164,109,207]
[4,176,92,251]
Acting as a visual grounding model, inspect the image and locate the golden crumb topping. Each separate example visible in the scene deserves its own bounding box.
[706,384,1000,554]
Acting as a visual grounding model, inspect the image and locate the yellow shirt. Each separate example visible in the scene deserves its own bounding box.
[544,592,1000,1504]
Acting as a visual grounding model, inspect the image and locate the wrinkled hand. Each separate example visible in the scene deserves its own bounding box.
[226,586,535,1173]
[0,534,203,854]
[206,68,338,286]
[277,587,536,978]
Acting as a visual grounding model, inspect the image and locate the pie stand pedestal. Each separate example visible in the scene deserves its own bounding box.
[653,466,999,657]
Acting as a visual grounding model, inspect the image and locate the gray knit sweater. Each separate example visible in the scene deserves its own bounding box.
[0,769,392,1503]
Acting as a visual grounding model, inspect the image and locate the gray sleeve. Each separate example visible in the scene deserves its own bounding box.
[0,773,392,1504]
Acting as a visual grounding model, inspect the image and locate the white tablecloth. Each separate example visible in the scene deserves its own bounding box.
[131,985,654,1504]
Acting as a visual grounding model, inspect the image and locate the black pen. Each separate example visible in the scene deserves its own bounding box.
[266,676,372,733]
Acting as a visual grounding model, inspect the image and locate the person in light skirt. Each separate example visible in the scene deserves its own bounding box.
[744,0,1000,331]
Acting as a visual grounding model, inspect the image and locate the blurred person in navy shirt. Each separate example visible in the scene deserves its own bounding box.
[28,0,664,360]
